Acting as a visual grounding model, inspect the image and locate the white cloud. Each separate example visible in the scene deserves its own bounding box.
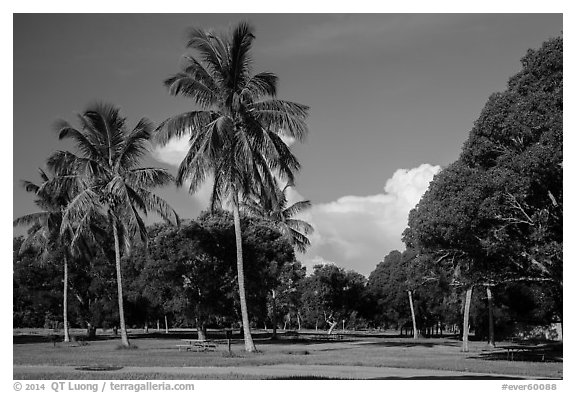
[151,136,215,208]
[152,134,300,209]
[297,163,441,276]
[151,136,190,167]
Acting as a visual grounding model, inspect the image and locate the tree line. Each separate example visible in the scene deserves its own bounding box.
[14,23,562,352]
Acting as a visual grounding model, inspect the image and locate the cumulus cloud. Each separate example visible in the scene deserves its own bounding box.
[152,134,301,209]
[152,136,440,277]
[151,136,190,167]
[151,136,215,208]
[297,164,441,276]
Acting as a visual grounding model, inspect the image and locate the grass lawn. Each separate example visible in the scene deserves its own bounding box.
[13,329,563,380]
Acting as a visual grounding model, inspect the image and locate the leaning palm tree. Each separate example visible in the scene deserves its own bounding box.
[14,168,98,343]
[47,102,179,347]
[155,22,309,352]
[243,183,314,253]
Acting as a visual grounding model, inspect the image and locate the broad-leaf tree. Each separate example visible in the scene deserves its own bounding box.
[404,36,563,349]
[155,22,309,351]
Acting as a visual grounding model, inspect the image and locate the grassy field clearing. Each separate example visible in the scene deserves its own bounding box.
[13,329,563,380]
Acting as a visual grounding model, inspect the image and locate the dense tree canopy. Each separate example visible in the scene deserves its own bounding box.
[403,36,562,330]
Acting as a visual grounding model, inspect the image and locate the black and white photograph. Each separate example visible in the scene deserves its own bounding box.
[9,7,565,387]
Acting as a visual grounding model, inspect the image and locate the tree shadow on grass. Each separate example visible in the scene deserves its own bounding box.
[268,375,530,380]
[470,344,563,363]
[353,340,462,348]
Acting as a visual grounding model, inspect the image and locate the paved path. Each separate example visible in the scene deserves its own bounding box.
[14,364,543,379]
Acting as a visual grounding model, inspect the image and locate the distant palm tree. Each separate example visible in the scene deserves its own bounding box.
[155,22,309,351]
[14,168,97,343]
[48,102,179,347]
[243,183,314,253]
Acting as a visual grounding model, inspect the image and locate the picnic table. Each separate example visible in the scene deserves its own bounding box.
[177,339,217,352]
[308,334,344,341]
[501,344,547,361]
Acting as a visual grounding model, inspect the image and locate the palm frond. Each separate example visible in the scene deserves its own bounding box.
[21,180,40,194]
[38,168,50,182]
[135,188,180,226]
[60,188,100,235]
[82,103,126,163]
[154,111,212,146]
[250,99,309,142]
[126,167,175,188]
[228,21,255,91]
[288,227,312,253]
[117,118,153,170]
[164,73,217,108]
[55,119,102,160]
[242,72,278,101]
[284,200,312,219]
[186,27,225,79]
[13,212,50,227]
[175,133,212,190]
[286,218,314,235]
[182,55,218,93]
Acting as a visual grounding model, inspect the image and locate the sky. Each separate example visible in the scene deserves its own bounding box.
[12,13,563,276]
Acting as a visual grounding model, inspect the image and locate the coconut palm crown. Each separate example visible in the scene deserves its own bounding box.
[14,167,101,343]
[243,183,314,253]
[46,102,180,347]
[155,22,309,352]
[155,22,309,207]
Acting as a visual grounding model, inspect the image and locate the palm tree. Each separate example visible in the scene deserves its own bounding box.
[243,182,313,339]
[243,183,314,253]
[47,102,179,347]
[14,168,96,343]
[155,22,309,352]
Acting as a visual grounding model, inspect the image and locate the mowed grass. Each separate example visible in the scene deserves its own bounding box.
[13,329,563,379]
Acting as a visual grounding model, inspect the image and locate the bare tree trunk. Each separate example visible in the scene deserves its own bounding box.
[462,286,473,352]
[164,315,169,334]
[63,253,70,343]
[327,320,337,335]
[297,312,302,331]
[486,286,495,347]
[271,290,277,339]
[113,223,130,347]
[408,290,418,339]
[325,313,337,335]
[197,321,207,341]
[232,200,256,352]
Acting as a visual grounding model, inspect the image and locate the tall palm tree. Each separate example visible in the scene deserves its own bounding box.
[155,22,309,352]
[47,102,179,347]
[243,183,314,253]
[14,168,96,343]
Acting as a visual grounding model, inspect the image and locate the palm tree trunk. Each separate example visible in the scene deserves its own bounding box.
[112,223,130,347]
[232,199,256,352]
[462,286,473,352]
[486,286,495,347]
[63,253,70,343]
[408,290,418,339]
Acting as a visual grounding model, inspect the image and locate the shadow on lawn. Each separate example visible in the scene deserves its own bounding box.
[268,375,529,380]
[470,343,563,363]
[352,340,462,348]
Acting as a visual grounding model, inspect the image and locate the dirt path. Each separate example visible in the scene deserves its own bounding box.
[13,364,544,379]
